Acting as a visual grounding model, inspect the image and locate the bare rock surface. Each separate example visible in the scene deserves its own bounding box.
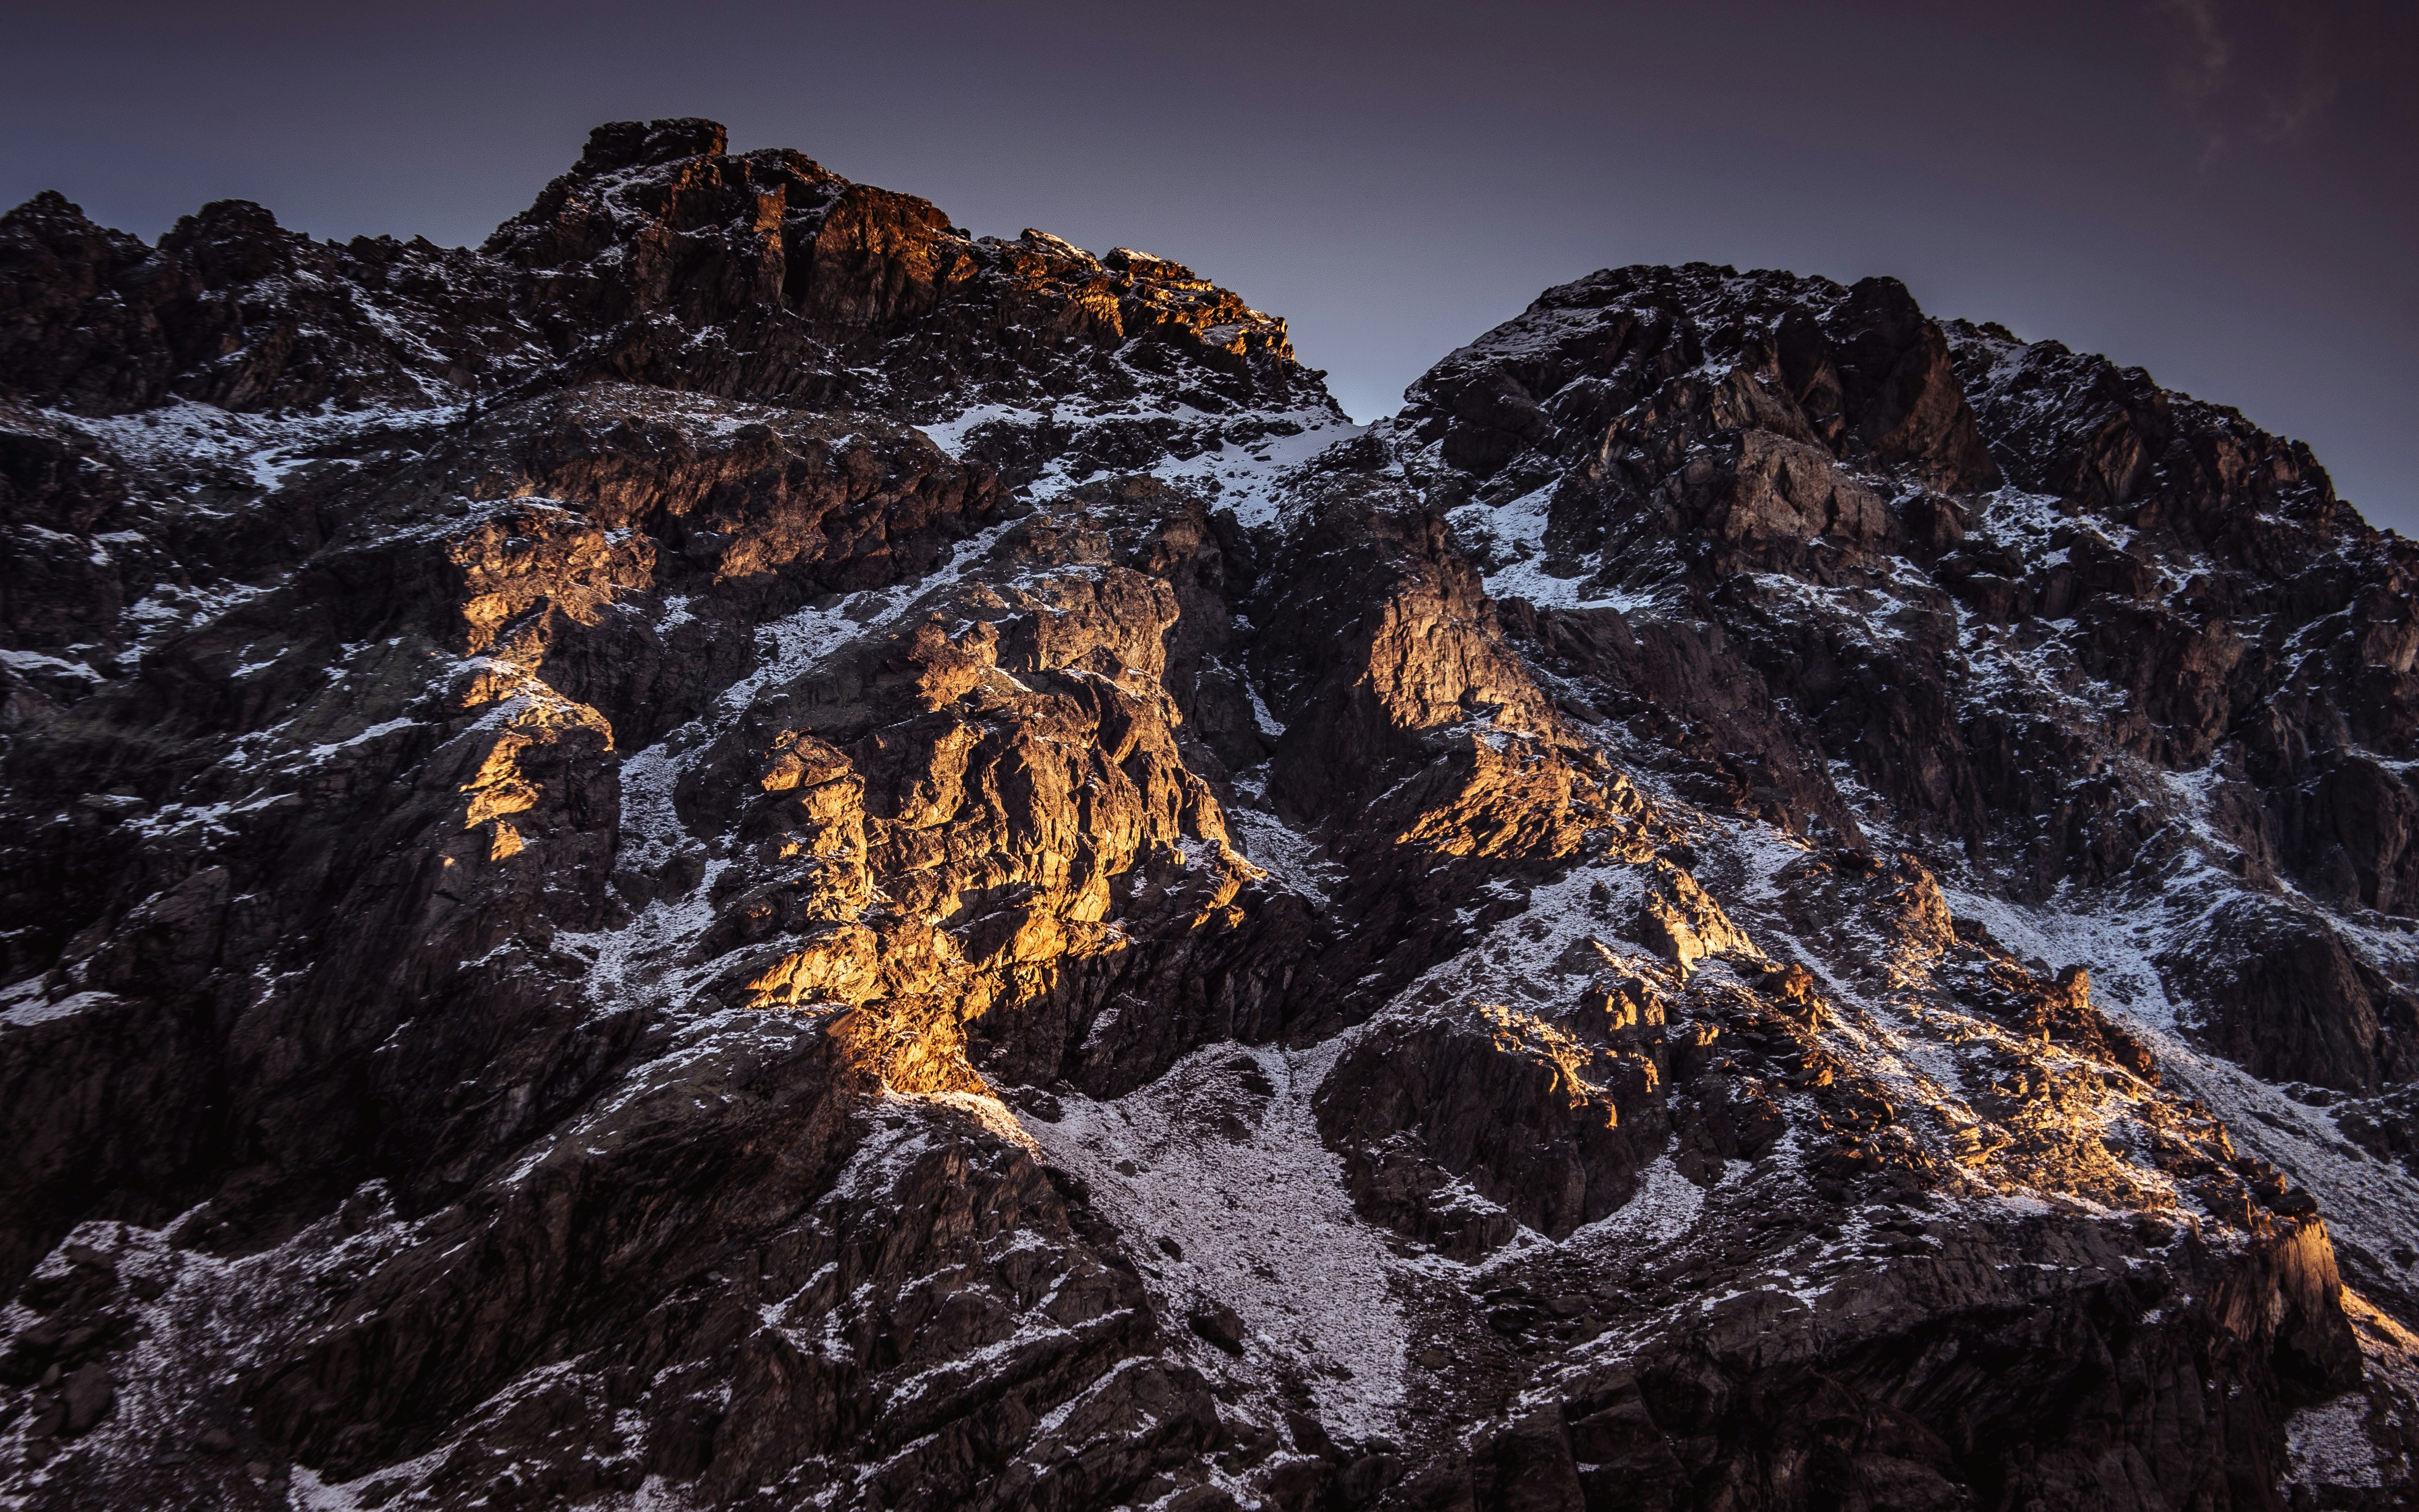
[2,121,2416,1509]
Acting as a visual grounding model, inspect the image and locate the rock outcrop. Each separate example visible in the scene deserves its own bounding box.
[1,121,2413,1509]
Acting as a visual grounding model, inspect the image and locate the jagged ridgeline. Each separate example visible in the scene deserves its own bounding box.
[2,117,2416,1510]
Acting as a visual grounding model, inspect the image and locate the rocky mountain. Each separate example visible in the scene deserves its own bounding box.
[2,118,2415,1511]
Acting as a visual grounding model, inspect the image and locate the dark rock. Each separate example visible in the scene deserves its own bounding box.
[60,1362,111,1435]
[2163,898,2401,1091]
[1315,1008,1665,1253]
[1186,1300,1247,1356]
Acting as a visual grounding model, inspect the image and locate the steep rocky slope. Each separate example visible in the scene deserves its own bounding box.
[1,120,2414,1511]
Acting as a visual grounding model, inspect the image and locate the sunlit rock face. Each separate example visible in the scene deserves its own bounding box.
[2,119,2416,1511]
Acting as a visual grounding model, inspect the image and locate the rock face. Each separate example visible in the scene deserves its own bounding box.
[1,121,2415,1509]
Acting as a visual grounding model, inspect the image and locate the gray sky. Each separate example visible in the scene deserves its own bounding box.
[7,1,2413,531]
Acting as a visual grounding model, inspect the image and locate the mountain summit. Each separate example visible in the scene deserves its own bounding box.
[3,119,2415,1510]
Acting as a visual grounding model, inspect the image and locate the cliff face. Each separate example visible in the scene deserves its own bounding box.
[1,120,2414,1511]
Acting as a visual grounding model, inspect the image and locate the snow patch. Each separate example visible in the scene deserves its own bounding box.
[1570,1154,1703,1250]
[1022,1036,1409,1438]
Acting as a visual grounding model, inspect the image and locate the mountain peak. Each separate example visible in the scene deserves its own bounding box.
[1,124,2414,1511]
[574,115,730,174]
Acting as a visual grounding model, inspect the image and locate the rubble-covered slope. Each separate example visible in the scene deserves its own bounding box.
[1,122,2414,1511]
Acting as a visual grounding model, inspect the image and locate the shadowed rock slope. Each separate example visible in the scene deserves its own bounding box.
[1,121,2414,1511]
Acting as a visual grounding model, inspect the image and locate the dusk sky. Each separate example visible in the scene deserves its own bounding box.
[6,1,2413,530]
